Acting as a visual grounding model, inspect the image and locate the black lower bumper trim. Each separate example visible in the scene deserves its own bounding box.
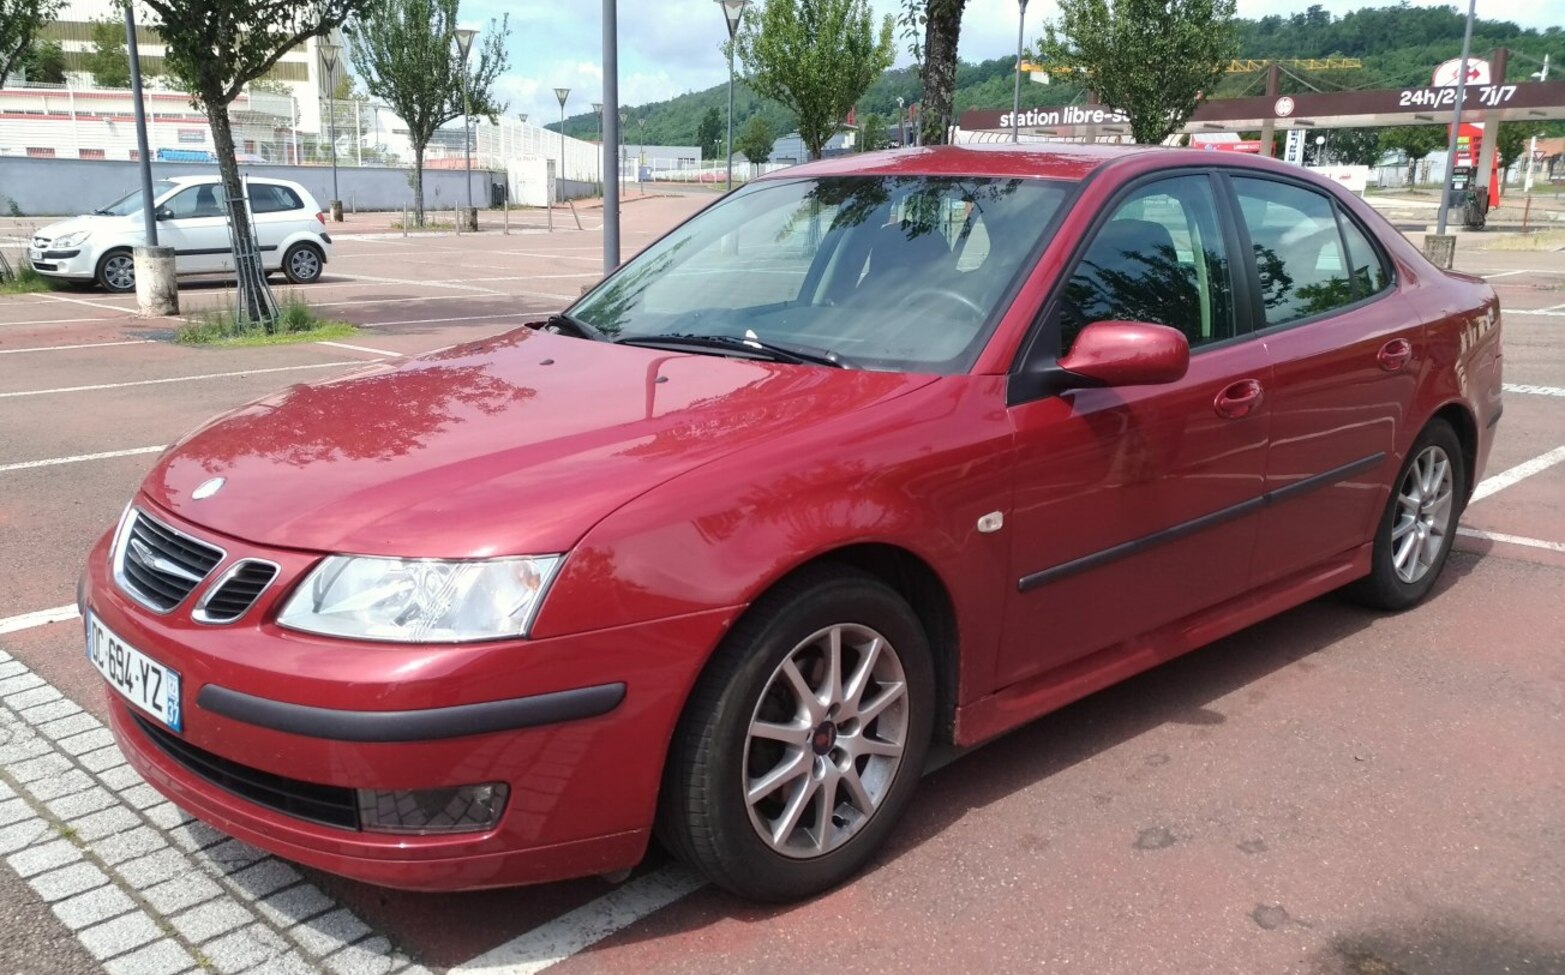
[197,681,626,743]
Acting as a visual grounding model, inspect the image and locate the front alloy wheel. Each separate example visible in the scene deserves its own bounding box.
[659,567,934,902]
[97,251,135,293]
[744,623,910,858]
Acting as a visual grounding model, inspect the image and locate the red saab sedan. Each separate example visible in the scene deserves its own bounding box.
[81,144,1502,901]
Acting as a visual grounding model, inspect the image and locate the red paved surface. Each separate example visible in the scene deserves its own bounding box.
[1,212,1561,973]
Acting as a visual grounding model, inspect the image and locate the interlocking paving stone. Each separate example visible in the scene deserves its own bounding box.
[38,712,101,740]
[227,858,303,901]
[69,805,143,841]
[198,838,268,875]
[0,817,50,855]
[78,910,164,960]
[203,923,292,974]
[323,937,397,975]
[288,908,372,958]
[165,819,228,852]
[44,784,118,821]
[79,744,128,772]
[27,767,95,802]
[97,763,144,792]
[4,686,62,711]
[57,727,116,756]
[102,938,197,975]
[144,801,196,831]
[0,659,27,679]
[51,884,139,931]
[29,861,111,901]
[115,847,193,889]
[0,796,34,827]
[170,898,254,944]
[0,673,49,699]
[19,699,84,725]
[0,733,52,764]
[140,872,224,915]
[91,825,167,865]
[119,783,165,810]
[7,837,82,877]
[8,752,72,783]
[254,883,334,928]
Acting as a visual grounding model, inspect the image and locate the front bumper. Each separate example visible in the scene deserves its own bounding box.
[28,245,95,279]
[83,504,737,890]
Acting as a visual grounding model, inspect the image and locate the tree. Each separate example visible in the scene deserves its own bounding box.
[1381,125,1446,186]
[1034,0,1239,145]
[859,112,887,151]
[1325,127,1382,166]
[735,113,776,164]
[19,38,65,84]
[917,0,966,145]
[1494,123,1532,175]
[0,0,63,86]
[143,0,371,328]
[696,106,723,161]
[85,18,130,89]
[347,0,509,226]
[734,0,895,161]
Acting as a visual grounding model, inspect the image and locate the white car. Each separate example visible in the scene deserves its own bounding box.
[28,175,332,293]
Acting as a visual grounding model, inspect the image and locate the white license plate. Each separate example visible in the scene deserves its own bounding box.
[86,614,183,732]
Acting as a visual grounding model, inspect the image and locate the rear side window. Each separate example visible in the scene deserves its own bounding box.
[1336,211,1390,297]
[1059,174,1235,355]
[1232,177,1357,326]
[251,185,304,213]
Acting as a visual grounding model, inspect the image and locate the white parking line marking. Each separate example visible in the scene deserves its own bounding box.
[43,293,136,313]
[0,340,156,356]
[1470,445,1565,503]
[1457,528,1565,553]
[1504,383,1565,398]
[0,446,167,473]
[329,272,504,295]
[1481,270,1528,279]
[0,360,375,399]
[1509,309,1565,318]
[0,315,124,328]
[450,865,705,975]
[0,605,80,635]
[317,340,403,357]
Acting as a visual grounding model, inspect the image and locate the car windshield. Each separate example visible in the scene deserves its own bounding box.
[570,174,1071,373]
[94,180,178,217]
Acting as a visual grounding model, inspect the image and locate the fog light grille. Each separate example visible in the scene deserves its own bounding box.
[356,784,509,835]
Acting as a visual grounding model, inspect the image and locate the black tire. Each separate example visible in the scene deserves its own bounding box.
[1346,419,1466,611]
[95,249,136,293]
[281,243,324,284]
[657,566,935,902]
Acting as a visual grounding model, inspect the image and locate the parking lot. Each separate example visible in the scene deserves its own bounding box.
[2,201,1563,975]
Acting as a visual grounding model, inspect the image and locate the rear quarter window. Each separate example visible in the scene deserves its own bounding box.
[251,185,305,213]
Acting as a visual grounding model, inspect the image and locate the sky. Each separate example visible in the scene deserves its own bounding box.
[468,0,1565,128]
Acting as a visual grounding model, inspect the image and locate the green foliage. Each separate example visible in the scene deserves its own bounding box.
[0,258,56,293]
[1324,127,1382,166]
[1380,125,1447,184]
[0,0,64,86]
[696,106,723,160]
[735,113,776,163]
[177,294,354,344]
[734,0,896,160]
[859,112,888,151]
[347,0,510,223]
[86,18,130,89]
[1036,0,1239,145]
[1495,122,1534,172]
[19,37,65,84]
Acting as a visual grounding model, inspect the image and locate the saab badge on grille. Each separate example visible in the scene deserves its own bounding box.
[192,477,225,500]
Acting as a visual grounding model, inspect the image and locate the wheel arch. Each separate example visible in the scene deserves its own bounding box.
[1427,400,1479,502]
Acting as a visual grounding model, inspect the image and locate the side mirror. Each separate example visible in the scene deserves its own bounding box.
[154,207,173,221]
[1057,320,1189,388]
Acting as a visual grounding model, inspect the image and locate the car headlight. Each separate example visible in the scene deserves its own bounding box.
[277,555,562,643]
[52,230,90,248]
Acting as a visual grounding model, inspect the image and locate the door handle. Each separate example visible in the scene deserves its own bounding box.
[1378,338,1413,372]
[1214,379,1264,419]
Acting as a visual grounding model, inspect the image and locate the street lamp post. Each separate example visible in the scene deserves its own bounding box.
[1012,0,1028,143]
[717,0,749,190]
[896,96,905,146]
[592,101,603,189]
[319,40,342,220]
[619,110,628,197]
[554,87,570,203]
[453,27,477,227]
[637,116,647,191]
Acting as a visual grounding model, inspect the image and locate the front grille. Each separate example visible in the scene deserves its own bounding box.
[195,561,278,624]
[131,714,361,830]
[114,509,224,612]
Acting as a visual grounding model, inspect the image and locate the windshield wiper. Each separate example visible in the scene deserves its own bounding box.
[538,312,605,341]
[614,333,845,368]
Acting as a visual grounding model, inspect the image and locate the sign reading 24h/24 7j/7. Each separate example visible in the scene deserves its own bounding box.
[1396,84,1519,110]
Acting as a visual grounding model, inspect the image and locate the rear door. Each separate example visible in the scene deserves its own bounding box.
[998,172,1272,687]
[1225,175,1418,584]
[248,184,309,269]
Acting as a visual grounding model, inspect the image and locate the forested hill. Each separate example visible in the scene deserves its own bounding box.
[552,4,1565,148]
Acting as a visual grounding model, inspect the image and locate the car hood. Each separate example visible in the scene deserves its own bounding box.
[37,214,133,241]
[144,329,938,557]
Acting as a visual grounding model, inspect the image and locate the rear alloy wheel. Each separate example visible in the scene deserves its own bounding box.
[659,567,933,901]
[282,243,324,284]
[96,250,135,293]
[1348,420,1465,611]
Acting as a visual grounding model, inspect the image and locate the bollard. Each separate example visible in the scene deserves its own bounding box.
[1423,234,1456,270]
[402,205,408,238]
[330,200,343,222]
[454,206,461,235]
[503,205,509,236]
[133,246,178,317]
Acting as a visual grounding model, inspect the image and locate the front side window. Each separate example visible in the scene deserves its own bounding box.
[570,175,1070,373]
[1233,177,1357,326]
[162,184,226,219]
[1059,174,1234,355]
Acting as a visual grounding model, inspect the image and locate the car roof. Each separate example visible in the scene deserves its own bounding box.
[165,174,300,188]
[762,142,1307,183]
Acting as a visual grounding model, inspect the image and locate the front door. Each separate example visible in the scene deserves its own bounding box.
[155,184,231,273]
[998,172,1272,688]
[1226,175,1420,584]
